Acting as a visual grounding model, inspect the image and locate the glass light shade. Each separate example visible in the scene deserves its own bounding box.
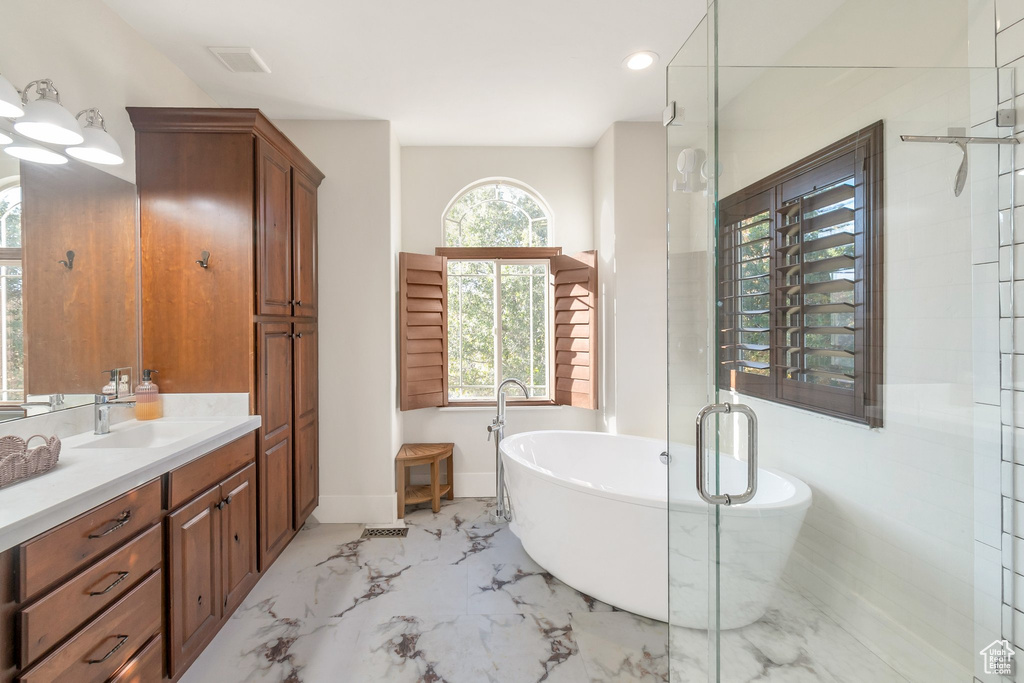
[0,75,23,119]
[14,97,83,145]
[0,131,11,146]
[66,125,124,165]
[4,143,68,165]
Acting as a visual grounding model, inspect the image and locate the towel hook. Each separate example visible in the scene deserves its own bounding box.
[195,250,210,269]
[58,250,74,270]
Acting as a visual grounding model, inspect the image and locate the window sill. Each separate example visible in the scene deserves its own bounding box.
[441,400,561,412]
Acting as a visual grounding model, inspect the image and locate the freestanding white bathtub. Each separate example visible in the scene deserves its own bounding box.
[500,430,811,629]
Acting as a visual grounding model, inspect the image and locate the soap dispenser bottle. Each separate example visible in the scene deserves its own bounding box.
[101,369,117,396]
[135,369,162,421]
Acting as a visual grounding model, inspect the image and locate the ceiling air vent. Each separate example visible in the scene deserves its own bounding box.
[208,47,271,74]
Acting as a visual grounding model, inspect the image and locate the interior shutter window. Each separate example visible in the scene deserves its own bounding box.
[551,250,598,409]
[399,252,448,410]
[718,121,883,426]
[719,191,775,400]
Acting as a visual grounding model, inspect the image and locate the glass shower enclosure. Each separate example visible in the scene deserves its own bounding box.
[667,2,1015,681]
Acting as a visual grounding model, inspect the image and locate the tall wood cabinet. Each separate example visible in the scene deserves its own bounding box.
[128,108,324,570]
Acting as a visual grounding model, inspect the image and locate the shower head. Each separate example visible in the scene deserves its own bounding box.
[953,141,968,198]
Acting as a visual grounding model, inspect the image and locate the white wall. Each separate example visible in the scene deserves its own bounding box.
[276,120,402,524]
[0,0,215,184]
[400,146,599,494]
[593,123,667,439]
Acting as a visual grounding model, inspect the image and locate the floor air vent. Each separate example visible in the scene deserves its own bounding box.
[361,527,409,538]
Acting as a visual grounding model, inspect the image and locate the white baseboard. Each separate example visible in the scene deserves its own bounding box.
[407,471,496,498]
[315,494,397,524]
[454,472,496,497]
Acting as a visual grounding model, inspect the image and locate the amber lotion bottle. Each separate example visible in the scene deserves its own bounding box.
[135,369,162,421]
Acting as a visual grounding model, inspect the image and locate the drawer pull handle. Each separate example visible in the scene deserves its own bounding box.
[89,571,130,596]
[88,510,132,539]
[87,634,128,664]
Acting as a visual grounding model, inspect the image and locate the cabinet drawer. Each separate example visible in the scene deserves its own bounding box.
[108,632,162,683]
[19,479,162,601]
[166,435,256,510]
[19,570,161,683]
[19,525,162,666]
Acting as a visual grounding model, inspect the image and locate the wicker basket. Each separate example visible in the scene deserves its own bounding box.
[0,434,61,488]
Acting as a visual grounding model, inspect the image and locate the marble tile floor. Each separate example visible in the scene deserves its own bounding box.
[181,498,904,683]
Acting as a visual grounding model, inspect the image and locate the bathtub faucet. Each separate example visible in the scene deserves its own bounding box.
[489,378,529,522]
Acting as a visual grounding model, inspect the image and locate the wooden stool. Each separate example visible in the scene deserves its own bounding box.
[396,443,454,518]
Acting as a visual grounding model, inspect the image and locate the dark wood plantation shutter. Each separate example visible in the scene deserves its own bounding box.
[399,252,448,410]
[719,121,883,426]
[719,190,775,398]
[551,251,598,409]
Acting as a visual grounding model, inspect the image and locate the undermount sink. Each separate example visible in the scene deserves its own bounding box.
[78,421,210,449]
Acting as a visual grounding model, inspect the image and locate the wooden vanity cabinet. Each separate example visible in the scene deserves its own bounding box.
[0,480,164,683]
[165,440,257,678]
[128,107,324,571]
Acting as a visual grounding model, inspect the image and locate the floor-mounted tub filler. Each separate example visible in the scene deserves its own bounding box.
[500,430,811,628]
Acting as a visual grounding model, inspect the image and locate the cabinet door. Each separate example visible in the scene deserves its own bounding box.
[138,132,255,393]
[258,322,294,568]
[166,487,223,677]
[292,169,318,319]
[293,322,319,526]
[257,138,292,316]
[220,463,257,616]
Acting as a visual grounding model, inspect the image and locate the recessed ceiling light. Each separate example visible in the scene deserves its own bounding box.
[624,51,658,71]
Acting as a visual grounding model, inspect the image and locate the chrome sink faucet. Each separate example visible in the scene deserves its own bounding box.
[94,395,136,435]
[488,378,528,522]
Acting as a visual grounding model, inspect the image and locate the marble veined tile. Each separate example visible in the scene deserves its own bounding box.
[183,498,906,683]
[571,611,669,682]
[669,581,907,683]
[237,549,469,620]
[180,613,370,682]
[353,613,589,683]
[467,555,615,616]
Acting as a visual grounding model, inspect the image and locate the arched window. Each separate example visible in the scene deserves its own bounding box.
[443,180,550,248]
[0,177,23,403]
[398,177,597,411]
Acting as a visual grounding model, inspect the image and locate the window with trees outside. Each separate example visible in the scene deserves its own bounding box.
[444,181,551,401]
[717,122,883,426]
[0,180,23,404]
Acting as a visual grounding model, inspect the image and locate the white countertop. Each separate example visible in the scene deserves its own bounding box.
[0,415,261,553]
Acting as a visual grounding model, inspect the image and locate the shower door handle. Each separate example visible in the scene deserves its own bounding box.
[695,403,758,506]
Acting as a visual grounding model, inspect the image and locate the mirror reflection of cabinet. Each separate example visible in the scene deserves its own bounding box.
[21,161,138,396]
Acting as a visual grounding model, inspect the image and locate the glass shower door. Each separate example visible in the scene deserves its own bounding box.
[668,3,1013,682]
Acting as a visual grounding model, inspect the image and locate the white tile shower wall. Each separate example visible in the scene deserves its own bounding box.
[996,5,1024,683]
[712,62,999,680]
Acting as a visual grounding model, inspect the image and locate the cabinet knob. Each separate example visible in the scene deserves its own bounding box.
[295,300,303,306]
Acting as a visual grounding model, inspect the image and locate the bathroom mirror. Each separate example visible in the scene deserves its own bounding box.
[0,154,139,423]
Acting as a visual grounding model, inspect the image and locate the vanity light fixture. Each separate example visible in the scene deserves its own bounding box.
[3,140,68,165]
[66,109,124,165]
[0,74,23,119]
[13,79,84,146]
[624,51,658,71]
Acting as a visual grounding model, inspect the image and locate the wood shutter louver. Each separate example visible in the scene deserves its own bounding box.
[399,252,448,410]
[551,251,598,409]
